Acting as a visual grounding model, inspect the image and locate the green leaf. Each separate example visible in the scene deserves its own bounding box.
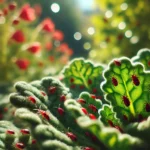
[132,48,150,71]
[101,57,150,122]
[62,58,105,99]
[77,116,143,150]
[99,105,121,127]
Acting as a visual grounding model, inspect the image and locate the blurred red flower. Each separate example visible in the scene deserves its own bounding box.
[15,59,30,70]
[8,2,17,11]
[11,30,25,43]
[53,30,64,41]
[58,43,73,56]
[41,18,55,32]
[12,19,20,25]
[19,4,35,22]
[27,42,41,54]
[45,42,53,51]
[33,4,42,16]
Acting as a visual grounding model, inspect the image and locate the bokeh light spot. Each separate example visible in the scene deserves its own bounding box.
[105,10,113,18]
[125,30,132,38]
[130,36,139,44]
[74,32,82,40]
[51,3,60,13]
[87,27,95,35]
[118,22,126,30]
[83,42,91,50]
[120,3,128,10]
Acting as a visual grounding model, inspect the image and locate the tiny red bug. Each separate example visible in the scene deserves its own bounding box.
[122,96,130,107]
[83,147,95,150]
[79,85,84,89]
[114,60,121,66]
[66,132,77,141]
[145,103,150,112]
[89,114,97,120]
[58,107,65,116]
[88,79,92,85]
[15,142,25,149]
[41,91,46,96]
[107,120,115,127]
[32,139,36,144]
[123,115,128,121]
[88,104,97,112]
[37,110,50,121]
[48,86,56,94]
[28,96,36,104]
[6,130,15,135]
[138,114,143,122]
[70,78,74,83]
[92,88,97,93]
[60,95,66,102]
[114,125,124,133]
[70,84,76,89]
[112,77,118,86]
[81,108,88,115]
[132,75,140,86]
[20,129,30,134]
[77,98,86,104]
[91,94,96,99]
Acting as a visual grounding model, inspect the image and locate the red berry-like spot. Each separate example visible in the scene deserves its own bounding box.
[88,104,97,112]
[91,94,96,99]
[60,95,66,102]
[108,120,115,127]
[28,96,36,104]
[11,30,25,43]
[80,85,84,89]
[89,114,97,120]
[138,114,143,122]
[13,19,20,25]
[32,139,36,144]
[77,98,86,104]
[148,61,150,67]
[88,79,92,85]
[112,77,118,86]
[38,110,50,121]
[70,78,74,83]
[123,115,128,121]
[48,86,56,94]
[114,60,121,66]
[3,107,8,112]
[41,91,46,96]
[6,130,15,135]
[114,126,124,133]
[70,84,76,89]
[122,96,130,107]
[66,132,77,141]
[132,75,140,86]
[146,103,150,112]
[20,129,30,134]
[81,108,88,115]
[92,88,97,93]
[15,142,25,149]
[9,2,17,11]
[84,147,95,150]
[58,107,65,116]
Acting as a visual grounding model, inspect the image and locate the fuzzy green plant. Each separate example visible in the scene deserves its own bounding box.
[1,49,150,149]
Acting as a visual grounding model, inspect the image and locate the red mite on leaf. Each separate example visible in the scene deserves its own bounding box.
[60,95,66,102]
[114,126,124,133]
[114,60,121,66]
[15,142,25,149]
[83,147,95,150]
[32,139,36,144]
[91,94,96,99]
[88,104,97,112]
[108,120,115,127]
[20,129,30,134]
[122,96,130,107]
[28,96,36,104]
[9,2,17,11]
[6,130,15,135]
[38,110,50,121]
[146,103,150,112]
[123,115,128,121]
[132,75,140,86]
[58,107,65,116]
[66,132,77,141]
[81,108,88,115]
[41,91,46,96]
[88,79,92,85]
[77,98,86,104]
[112,77,118,86]
[70,78,74,83]
[89,114,97,120]
[48,86,56,94]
